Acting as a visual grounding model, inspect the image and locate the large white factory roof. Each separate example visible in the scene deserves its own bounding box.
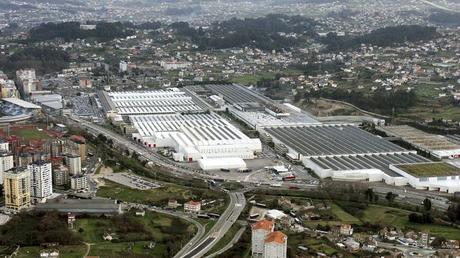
[131,113,251,144]
[131,113,262,166]
[101,89,203,115]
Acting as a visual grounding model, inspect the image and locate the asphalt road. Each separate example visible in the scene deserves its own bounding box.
[377,241,435,257]
[372,185,450,211]
[419,0,460,13]
[178,191,246,258]
[205,225,246,258]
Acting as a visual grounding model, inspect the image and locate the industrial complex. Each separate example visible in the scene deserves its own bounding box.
[130,113,262,168]
[98,84,460,193]
[377,125,460,159]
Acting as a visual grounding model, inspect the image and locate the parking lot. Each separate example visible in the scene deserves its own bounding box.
[104,172,161,190]
[71,95,104,119]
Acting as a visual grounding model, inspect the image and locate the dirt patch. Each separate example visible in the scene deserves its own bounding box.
[299,99,364,117]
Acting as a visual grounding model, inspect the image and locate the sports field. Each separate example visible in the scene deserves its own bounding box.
[4,127,50,140]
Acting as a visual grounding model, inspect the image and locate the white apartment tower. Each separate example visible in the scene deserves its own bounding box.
[28,160,53,200]
[251,220,274,257]
[263,231,288,258]
[0,152,14,184]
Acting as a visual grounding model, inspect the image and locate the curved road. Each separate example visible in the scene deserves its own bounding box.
[419,0,460,13]
[177,191,246,258]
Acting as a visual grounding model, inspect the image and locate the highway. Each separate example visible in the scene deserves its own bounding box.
[68,116,208,178]
[205,226,246,258]
[176,191,246,258]
[372,185,450,211]
[377,241,436,257]
[418,0,460,13]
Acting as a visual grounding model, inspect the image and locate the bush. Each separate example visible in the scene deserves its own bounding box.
[408,212,433,224]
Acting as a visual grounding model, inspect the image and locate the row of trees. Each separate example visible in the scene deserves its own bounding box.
[0,211,81,246]
[0,47,70,76]
[29,22,134,42]
[301,87,417,114]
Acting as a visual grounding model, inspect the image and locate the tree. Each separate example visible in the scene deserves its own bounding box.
[447,204,460,223]
[364,188,375,202]
[385,192,397,203]
[423,198,432,211]
[431,237,446,248]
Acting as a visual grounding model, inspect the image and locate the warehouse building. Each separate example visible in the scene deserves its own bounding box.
[131,113,262,169]
[377,125,460,159]
[260,124,445,188]
[200,84,319,129]
[36,199,122,215]
[98,88,203,119]
[388,162,460,193]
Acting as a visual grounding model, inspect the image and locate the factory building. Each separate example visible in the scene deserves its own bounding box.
[131,113,261,169]
[98,88,203,120]
[377,125,460,159]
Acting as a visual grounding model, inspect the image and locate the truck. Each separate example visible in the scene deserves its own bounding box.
[282,175,296,181]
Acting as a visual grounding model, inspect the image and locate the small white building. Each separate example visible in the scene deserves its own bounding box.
[340,224,353,236]
[343,238,360,252]
[70,175,87,190]
[184,200,201,213]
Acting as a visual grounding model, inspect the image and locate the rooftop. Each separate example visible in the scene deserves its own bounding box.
[378,125,460,151]
[265,231,287,244]
[264,124,405,157]
[251,219,274,231]
[35,199,121,214]
[396,162,460,177]
[2,98,41,109]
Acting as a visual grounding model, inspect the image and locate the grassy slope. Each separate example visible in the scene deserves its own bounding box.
[76,211,194,257]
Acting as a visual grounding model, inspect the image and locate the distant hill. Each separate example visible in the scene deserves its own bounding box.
[28,22,133,42]
[171,14,316,50]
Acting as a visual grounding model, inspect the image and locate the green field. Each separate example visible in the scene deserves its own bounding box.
[288,234,339,256]
[361,205,460,239]
[87,241,166,257]
[397,162,460,177]
[329,202,362,224]
[10,127,50,140]
[76,211,195,257]
[98,180,225,208]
